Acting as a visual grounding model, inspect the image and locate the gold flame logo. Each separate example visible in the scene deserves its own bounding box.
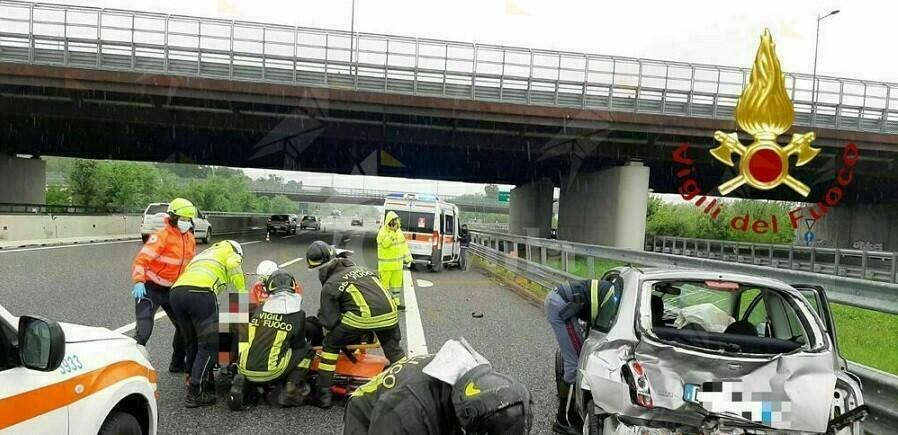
[711,29,819,197]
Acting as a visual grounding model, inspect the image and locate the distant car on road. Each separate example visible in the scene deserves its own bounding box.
[267,214,297,235]
[572,267,866,435]
[300,215,321,231]
[140,202,212,244]
[0,303,158,435]
[351,217,364,227]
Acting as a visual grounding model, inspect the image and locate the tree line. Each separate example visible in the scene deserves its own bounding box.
[646,196,797,244]
[46,159,298,214]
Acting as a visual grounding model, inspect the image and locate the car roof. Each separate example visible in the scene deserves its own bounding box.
[621,266,796,292]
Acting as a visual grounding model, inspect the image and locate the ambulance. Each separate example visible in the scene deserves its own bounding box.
[383,193,460,272]
[0,303,158,435]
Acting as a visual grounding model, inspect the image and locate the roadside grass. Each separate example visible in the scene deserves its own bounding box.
[535,256,898,374]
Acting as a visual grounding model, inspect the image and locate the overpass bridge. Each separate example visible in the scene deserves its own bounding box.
[248,183,510,213]
[1,1,896,251]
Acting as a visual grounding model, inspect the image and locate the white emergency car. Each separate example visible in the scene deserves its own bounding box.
[140,202,212,244]
[384,193,461,272]
[0,303,158,435]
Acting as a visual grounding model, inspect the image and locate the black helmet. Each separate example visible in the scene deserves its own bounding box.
[452,365,533,435]
[306,241,336,269]
[265,269,296,295]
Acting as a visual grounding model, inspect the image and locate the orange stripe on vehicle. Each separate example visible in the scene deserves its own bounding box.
[0,361,155,430]
[405,233,432,242]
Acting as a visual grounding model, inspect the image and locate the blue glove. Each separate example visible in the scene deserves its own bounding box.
[132,282,147,299]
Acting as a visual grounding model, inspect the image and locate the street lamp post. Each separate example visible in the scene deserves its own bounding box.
[349,0,357,76]
[811,9,840,126]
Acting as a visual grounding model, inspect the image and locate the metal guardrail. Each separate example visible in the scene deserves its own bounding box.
[649,235,898,284]
[470,229,898,314]
[0,1,896,134]
[248,182,509,210]
[0,202,141,214]
[467,232,898,435]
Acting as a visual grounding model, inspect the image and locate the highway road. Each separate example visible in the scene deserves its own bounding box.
[0,220,557,434]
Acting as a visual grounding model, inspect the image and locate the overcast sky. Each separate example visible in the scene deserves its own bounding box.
[53,0,893,195]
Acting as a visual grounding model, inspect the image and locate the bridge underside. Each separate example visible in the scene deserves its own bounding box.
[2,63,897,203]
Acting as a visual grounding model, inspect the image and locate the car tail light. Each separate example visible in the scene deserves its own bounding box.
[624,360,654,409]
[432,231,440,247]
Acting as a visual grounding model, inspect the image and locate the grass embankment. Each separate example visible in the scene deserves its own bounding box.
[531,256,898,374]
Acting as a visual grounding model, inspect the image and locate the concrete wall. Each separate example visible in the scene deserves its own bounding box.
[807,203,898,251]
[558,163,650,250]
[0,155,46,204]
[509,178,554,238]
[0,214,142,242]
[0,214,267,243]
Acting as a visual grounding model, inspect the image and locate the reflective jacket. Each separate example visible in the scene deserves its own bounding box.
[345,354,459,435]
[556,279,615,324]
[318,259,398,331]
[239,293,308,382]
[131,221,196,287]
[172,241,246,294]
[377,211,412,272]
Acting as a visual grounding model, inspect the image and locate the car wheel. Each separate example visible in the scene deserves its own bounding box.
[202,228,212,244]
[432,261,443,272]
[98,411,142,435]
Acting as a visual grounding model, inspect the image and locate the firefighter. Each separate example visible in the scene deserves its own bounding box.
[228,269,313,410]
[343,338,533,435]
[306,240,404,409]
[376,211,412,310]
[170,240,246,408]
[545,279,618,434]
[130,197,197,373]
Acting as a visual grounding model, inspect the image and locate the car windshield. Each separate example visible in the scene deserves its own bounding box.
[270,215,289,221]
[145,204,167,214]
[645,280,814,355]
[302,216,314,222]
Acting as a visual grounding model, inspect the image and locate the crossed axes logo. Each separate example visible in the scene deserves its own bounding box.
[711,29,820,197]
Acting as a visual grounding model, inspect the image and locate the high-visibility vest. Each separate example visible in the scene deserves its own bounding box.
[172,242,246,294]
[131,223,196,287]
[376,212,411,272]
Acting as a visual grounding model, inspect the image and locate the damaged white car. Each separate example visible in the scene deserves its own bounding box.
[570,267,867,435]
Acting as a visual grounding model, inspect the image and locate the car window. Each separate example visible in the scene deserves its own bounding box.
[270,215,289,221]
[739,288,767,326]
[0,318,17,371]
[444,214,455,235]
[593,278,623,333]
[145,204,167,214]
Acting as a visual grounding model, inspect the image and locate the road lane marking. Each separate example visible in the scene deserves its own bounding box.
[403,269,428,357]
[113,310,167,334]
[416,279,434,288]
[0,239,137,254]
[242,240,264,246]
[279,257,304,268]
[281,235,296,239]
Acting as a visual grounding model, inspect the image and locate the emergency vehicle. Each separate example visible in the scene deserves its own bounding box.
[0,303,158,435]
[383,193,460,272]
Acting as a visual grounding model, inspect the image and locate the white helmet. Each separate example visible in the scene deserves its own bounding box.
[255,260,278,278]
[225,240,243,257]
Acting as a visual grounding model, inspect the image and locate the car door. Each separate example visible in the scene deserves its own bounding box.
[442,211,456,261]
[791,284,847,368]
[0,315,69,433]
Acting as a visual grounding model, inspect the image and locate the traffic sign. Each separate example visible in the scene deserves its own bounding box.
[497,191,510,202]
[804,231,815,244]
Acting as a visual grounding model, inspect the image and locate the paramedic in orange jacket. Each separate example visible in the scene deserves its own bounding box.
[131,198,198,373]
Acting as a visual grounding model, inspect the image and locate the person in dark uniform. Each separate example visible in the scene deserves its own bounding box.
[228,269,313,410]
[545,279,618,434]
[306,240,405,409]
[343,339,532,435]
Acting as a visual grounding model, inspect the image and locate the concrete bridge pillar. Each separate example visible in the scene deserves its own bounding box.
[805,203,898,251]
[0,155,46,204]
[557,162,650,250]
[509,178,554,238]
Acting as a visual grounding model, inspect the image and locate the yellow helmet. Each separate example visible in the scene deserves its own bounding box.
[167,198,197,219]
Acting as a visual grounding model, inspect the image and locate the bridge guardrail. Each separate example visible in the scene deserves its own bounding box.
[248,182,509,210]
[648,235,898,284]
[0,1,895,134]
[470,229,898,314]
[467,232,898,435]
